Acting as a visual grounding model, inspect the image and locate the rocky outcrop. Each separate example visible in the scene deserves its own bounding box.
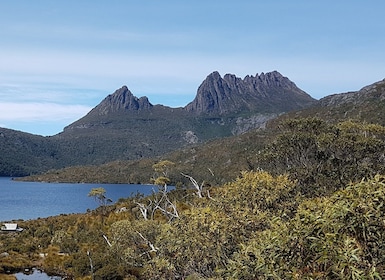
[319,78,385,107]
[91,86,153,115]
[231,114,279,135]
[185,71,315,115]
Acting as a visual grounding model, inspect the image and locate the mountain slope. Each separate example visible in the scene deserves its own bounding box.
[22,76,385,183]
[52,70,314,166]
[1,70,316,176]
[272,77,385,126]
[0,128,60,176]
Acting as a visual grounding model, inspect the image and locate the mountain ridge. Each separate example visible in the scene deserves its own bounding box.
[62,70,314,135]
[319,78,385,107]
[2,70,384,177]
[56,70,313,169]
[185,70,315,115]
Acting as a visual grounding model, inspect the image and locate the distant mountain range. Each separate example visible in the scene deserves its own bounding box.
[1,70,384,177]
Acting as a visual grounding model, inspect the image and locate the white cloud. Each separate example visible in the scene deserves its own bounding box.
[0,101,93,135]
[0,102,91,122]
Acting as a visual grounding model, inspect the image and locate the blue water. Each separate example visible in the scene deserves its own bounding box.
[0,177,155,221]
[15,269,61,280]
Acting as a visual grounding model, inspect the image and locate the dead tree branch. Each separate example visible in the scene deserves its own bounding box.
[181,173,204,198]
[136,231,159,257]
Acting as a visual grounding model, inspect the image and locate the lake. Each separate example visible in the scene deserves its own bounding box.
[0,177,156,222]
[15,269,61,280]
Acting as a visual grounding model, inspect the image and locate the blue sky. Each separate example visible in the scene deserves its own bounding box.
[0,1,384,136]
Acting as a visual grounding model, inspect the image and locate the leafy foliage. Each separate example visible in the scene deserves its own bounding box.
[2,118,385,279]
[228,175,385,279]
[3,171,385,279]
[258,118,385,196]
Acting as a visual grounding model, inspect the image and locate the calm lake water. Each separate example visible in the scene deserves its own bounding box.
[0,177,155,222]
[14,269,61,280]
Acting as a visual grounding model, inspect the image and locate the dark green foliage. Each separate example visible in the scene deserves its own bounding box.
[0,128,62,176]
[258,118,385,196]
[21,127,270,185]
[0,107,274,177]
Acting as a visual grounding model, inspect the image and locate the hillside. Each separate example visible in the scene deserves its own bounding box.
[0,70,315,176]
[0,128,61,176]
[272,77,385,126]
[3,119,385,279]
[22,128,272,185]
[21,76,385,184]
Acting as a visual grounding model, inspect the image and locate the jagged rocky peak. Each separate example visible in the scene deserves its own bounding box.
[92,86,153,115]
[185,70,315,115]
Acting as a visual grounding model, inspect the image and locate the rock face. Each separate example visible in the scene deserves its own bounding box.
[185,71,315,115]
[319,78,385,107]
[91,86,153,115]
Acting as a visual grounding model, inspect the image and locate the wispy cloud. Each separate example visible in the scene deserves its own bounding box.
[1,46,383,102]
[0,102,91,122]
[0,101,92,136]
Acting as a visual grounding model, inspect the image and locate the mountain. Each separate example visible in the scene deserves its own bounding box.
[22,76,385,184]
[52,70,315,164]
[86,86,153,116]
[185,71,314,115]
[273,77,385,126]
[317,77,385,124]
[319,78,385,107]
[0,70,316,176]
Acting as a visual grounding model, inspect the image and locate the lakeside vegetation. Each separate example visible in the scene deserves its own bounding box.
[1,118,385,279]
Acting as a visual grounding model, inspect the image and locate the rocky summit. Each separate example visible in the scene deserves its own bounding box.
[89,86,153,115]
[185,71,315,115]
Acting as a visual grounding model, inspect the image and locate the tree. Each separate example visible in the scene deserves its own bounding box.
[152,160,175,178]
[88,187,112,218]
[152,160,175,186]
[135,185,179,221]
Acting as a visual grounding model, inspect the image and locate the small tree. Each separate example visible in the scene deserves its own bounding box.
[135,160,179,221]
[88,187,112,218]
[152,160,175,178]
[152,160,175,186]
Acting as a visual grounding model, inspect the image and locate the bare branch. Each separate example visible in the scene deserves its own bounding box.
[87,250,95,280]
[135,202,149,220]
[136,231,159,256]
[152,184,179,220]
[208,168,215,177]
[135,185,179,221]
[181,172,204,198]
[207,190,216,201]
[102,234,112,247]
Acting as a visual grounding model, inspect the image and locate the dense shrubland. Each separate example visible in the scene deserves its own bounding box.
[1,118,385,279]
